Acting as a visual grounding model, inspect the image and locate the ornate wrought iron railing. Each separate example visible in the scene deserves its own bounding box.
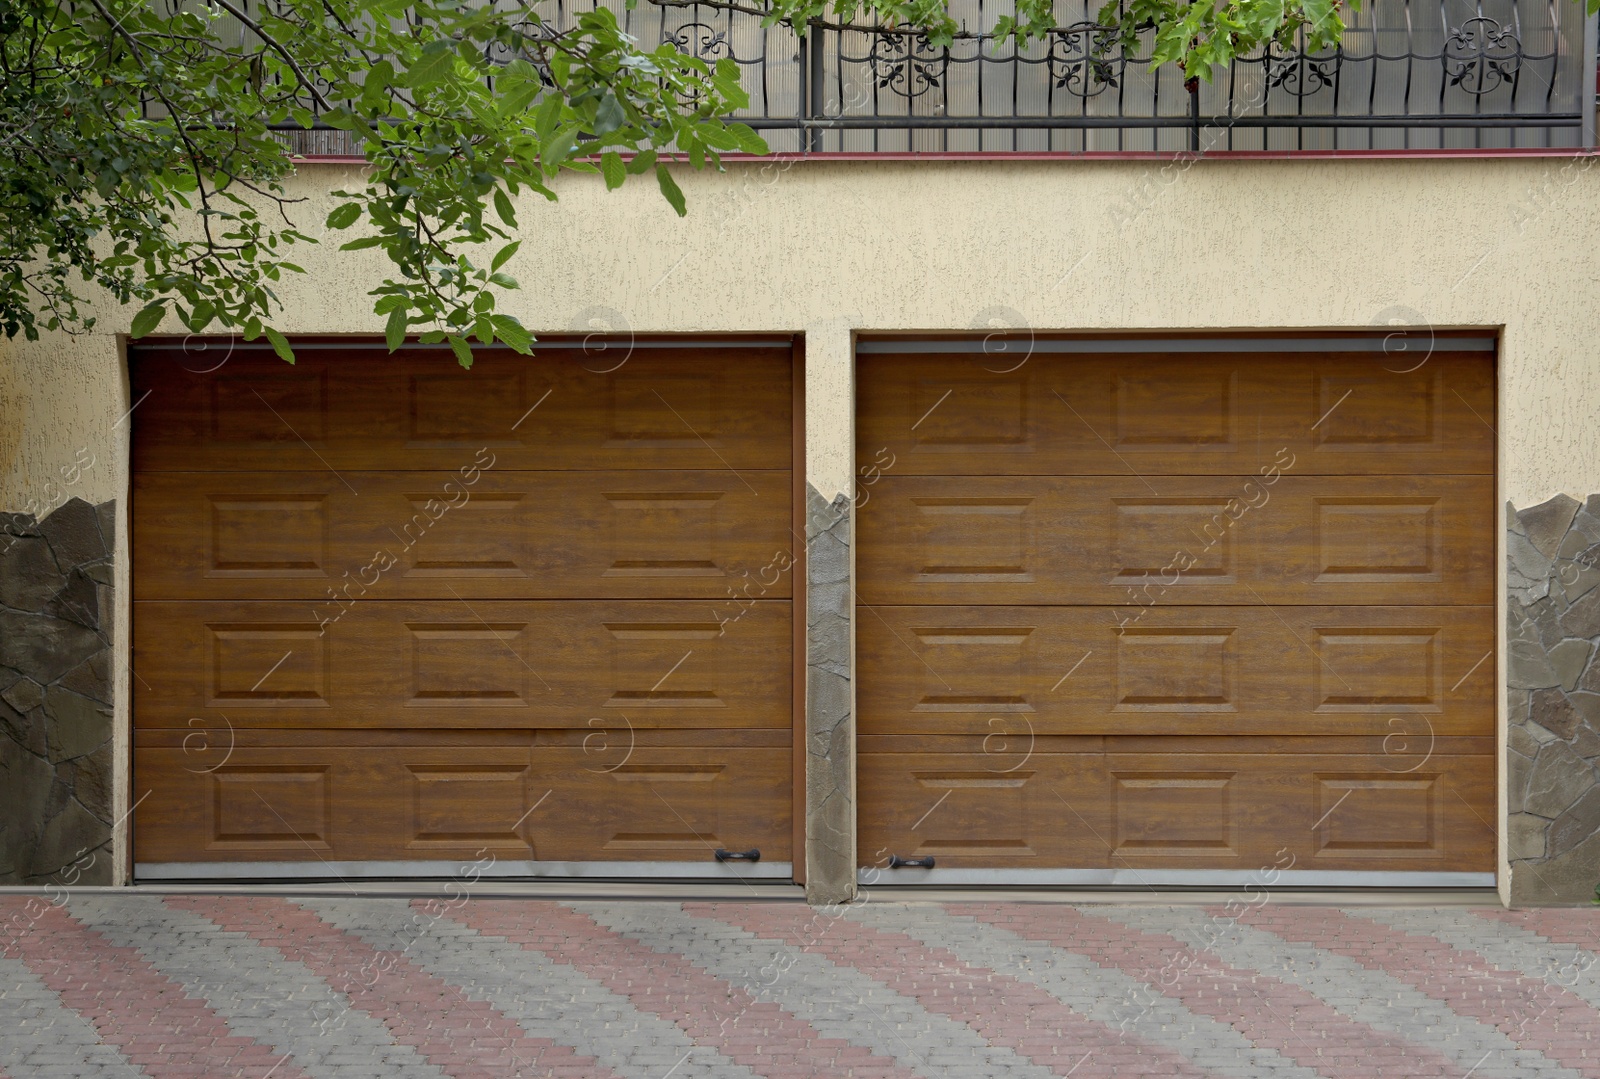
[630,0,1597,151]
[223,0,1599,152]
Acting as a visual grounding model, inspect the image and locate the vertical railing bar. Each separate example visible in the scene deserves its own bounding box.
[797,26,809,152]
[1332,33,1344,150]
[1535,0,1554,143]
[1472,0,1485,149]
[1402,0,1416,148]
[813,21,827,152]
[1439,0,1451,129]
[1368,3,1383,149]
[1226,52,1240,150]
[1584,3,1598,145]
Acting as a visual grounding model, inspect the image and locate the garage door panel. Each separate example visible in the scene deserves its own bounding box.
[134,470,793,600]
[132,345,793,472]
[859,747,1493,872]
[859,475,1493,605]
[134,739,791,864]
[859,605,1494,737]
[134,600,791,730]
[859,344,1493,881]
[858,351,1494,476]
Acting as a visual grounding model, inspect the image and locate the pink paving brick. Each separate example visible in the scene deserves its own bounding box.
[168,896,620,1079]
[0,899,312,1079]
[956,903,1465,1079]
[1243,907,1600,1077]
[694,902,1215,1079]
[444,899,924,1079]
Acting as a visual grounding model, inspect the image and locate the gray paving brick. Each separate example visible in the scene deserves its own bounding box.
[847,902,1324,1079]
[579,901,1067,1079]
[1351,908,1600,1008]
[306,898,760,1079]
[1096,905,1584,1079]
[67,895,449,1079]
[0,955,144,1079]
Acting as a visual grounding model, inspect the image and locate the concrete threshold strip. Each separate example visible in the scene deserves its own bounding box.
[0,882,1502,905]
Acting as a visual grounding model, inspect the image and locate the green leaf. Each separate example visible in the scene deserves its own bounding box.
[626,150,658,175]
[542,128,579,171]
[601,152,627,190]
[339,236,387,251]
[326,203,362,229]
[491,240,521,272]
[534,95,562,144]
[406,41,456,88]
[493,187,516,227]
[728,123,768,155]
[489,314,533,352]
[594,92,626,136]
[385,307,407,352]
[656,164,686,216]
[363,59,396,103]
[264,326,295,364]
[449,335,474,369]
[130,302,166,339]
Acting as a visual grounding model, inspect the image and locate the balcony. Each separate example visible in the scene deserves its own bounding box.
[270,0,1599,155]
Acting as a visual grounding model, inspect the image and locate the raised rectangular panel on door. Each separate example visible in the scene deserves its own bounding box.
[132,730,791,865]
[857,351,1495,478]
[857,475,1492,606]
[132,346,792,471]
[134,471,790,600]
[857,605,1493,738]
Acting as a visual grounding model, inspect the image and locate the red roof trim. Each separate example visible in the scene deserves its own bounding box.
[290,147,1600,165]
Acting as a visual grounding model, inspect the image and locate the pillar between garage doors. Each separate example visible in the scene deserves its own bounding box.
[802,323,857,905]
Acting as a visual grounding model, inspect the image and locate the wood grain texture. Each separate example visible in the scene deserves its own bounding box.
[859,744,1493,872]
[135,738,791,864]
[858,475,1495,606]
[856,348,1495,875]
[857,605,1494,737]
[858,351,1495,476]
[134,469,795,600]
[132,344,793,472]
[134,600,791,731]
[130,342,796,868]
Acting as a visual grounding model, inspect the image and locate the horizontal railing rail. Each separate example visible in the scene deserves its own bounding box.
[177,0,1600,153]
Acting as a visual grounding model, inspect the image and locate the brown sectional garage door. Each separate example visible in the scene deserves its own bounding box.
[857,343,1496,883]
[132,340,795,879]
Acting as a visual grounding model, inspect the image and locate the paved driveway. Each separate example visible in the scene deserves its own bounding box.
[1,894,1597,1078]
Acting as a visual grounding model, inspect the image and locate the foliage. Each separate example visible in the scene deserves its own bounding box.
[0,0,757,363]
[4,0,1590,363]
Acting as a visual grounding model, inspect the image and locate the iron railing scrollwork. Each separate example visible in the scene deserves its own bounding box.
[1047,21,1126,97]
[197,0,1593,154]
[1443,16,1523,93]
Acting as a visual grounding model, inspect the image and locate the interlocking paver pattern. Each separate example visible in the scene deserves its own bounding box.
[0,895,1596,1078]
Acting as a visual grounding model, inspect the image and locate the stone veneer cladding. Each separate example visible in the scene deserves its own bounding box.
[0,497,116,884]
[805,485,854,904]
[1507,494,1600,904]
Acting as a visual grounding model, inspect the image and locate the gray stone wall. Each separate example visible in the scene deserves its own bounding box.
[1507,494,1600,905]
[805,485,854,904]
[0,498,116,885]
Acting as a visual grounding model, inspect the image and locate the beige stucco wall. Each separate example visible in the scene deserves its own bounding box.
[5,156,1600,502]
[5,154,1600,889]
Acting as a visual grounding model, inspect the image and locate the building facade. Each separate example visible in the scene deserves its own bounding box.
[4,0,1600,906]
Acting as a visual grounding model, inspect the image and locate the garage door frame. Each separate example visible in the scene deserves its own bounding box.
[126,333,810,885]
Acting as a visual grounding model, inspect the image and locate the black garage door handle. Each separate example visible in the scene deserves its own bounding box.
[715,848,761,862]
[889,854,936,869]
